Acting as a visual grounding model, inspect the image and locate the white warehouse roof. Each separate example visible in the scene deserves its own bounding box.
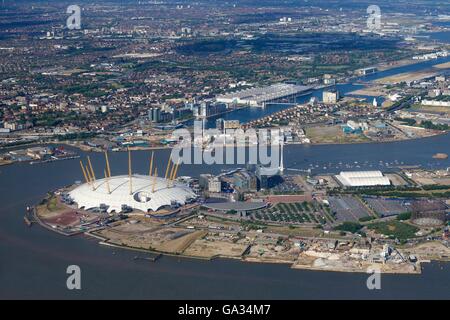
[335,171,391,187]
[69,175,197,213]
[216,83,312,106]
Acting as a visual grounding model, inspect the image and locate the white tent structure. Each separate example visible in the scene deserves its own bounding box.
[69,175,196,213]
[335,171,391,187]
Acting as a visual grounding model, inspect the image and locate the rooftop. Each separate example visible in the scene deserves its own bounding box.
[69,174,197,213]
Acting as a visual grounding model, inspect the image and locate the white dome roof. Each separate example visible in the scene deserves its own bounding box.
[69,174,196,213]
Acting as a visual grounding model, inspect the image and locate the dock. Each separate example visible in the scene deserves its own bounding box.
[133,254,162,262]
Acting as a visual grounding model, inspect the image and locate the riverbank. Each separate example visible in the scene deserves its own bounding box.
[65,124,450,155]
[296,129,448,147]
[83,225,424,275]
[31,195,441,277]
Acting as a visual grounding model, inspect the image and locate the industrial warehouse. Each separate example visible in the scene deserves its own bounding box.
[69,151,197,214]
[216,83,313,107]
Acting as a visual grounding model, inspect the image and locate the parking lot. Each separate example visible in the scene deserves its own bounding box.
[363,197,411,217]
[271,175,303,193]
[328,195,372,222]
[252,201,335,225]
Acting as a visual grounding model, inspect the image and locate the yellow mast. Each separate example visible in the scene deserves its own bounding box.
[87,156,96,181]
[152,168,158,193]
[171,160,180,185]
[84,164,91,182]
[170,160,180,186]
[104,151,111,178]
[80,160,89,184]
[104,169,111,194]
[168,160,176,187]
[128,148,133,195]
[164,156,172,180]
[149,152,154,177]
[85,164,95,190]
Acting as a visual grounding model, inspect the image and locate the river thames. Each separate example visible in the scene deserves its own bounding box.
[1,133,450,299]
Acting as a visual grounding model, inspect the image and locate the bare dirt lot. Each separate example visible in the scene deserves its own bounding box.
[183,237,249,258]
[434,61,450,69]
[98,223,207,254]
[402,242,450,261]
[246,241,301,263]
[37,196,99,227]
[349,85,387,97]
[409,169,450,186]
[306,125,370,144]
[42,211,82,226]
[385,173,408,186]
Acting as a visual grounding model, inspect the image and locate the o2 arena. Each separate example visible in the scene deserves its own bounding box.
[69,151,197,214]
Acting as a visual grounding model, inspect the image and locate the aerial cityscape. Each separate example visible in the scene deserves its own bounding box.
[1,0,450,302]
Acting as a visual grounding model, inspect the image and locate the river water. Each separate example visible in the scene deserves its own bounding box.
[1,135,450,299]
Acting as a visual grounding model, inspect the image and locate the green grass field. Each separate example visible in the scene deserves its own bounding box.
[367,221,419,240]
